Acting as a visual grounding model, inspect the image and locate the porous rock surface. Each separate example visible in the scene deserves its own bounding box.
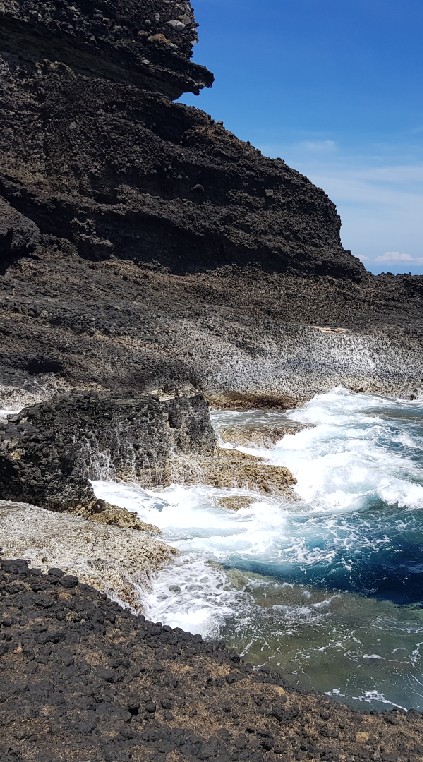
[0,3,422,755]
[0,0,357,278]
[182,449,296,499]
[3,0,422,402]
[218,422,306,448]
[1,254,423,405]
[1,557,423,762]
[0,502,176,608]
[0,390,216,511]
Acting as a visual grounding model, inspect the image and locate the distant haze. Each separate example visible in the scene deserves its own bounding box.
[182,0,423,274]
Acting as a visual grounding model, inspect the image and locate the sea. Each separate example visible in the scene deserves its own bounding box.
[90,388,422,711]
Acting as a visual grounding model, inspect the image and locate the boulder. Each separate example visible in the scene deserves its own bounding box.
[0,390,216,511]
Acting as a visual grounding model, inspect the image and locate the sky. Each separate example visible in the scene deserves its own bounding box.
[180,0,423,274]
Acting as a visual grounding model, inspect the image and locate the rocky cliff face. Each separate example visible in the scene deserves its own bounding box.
[0,0,364,279]
[0,0,421,401]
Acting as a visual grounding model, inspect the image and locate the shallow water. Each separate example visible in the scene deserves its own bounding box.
[93,387,423,711]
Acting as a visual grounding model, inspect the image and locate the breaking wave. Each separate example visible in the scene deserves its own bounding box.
[93,387,423,711]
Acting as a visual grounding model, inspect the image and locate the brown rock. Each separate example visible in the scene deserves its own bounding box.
[218,422,305,448]
[71,501,160,534]
[217,495,255,511]
[0,502,176,610]
[173,448,296,498]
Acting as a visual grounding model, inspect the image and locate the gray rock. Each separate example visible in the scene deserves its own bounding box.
[0,198,41,264]
[168,19,186,30]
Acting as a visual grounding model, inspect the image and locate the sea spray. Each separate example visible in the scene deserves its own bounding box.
[93,387,423,710]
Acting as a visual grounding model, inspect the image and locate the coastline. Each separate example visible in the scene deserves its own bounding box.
[1,386,423,758]
[0,500,176,610]
[2,555,423,762]
[1,0,423,755]
[1,264,423,406]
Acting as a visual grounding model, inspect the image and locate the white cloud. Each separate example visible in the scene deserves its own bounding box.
[257,138,423,271]
[375,251,423,264]
[302,139,338,154]
[375,252,413,262]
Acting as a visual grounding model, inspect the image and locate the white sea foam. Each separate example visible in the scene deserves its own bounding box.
[93,387,423,622]
[0,409,19,420]
[326,686,407,711]
[141,555,247,637]
[237,387,423,513]
[93,480,289,560]
[362,653,383,660]
[92,388,423,709]
[351,690,407,710]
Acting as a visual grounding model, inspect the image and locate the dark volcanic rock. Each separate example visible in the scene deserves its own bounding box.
[1,557,422,761]
[1,253,422,402]
[0,0,421,401]
[0,197,40,269]
[0,0,363,280]
[0,391,216,510]
[0,0,212,98]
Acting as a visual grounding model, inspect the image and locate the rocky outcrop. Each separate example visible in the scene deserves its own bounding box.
[0,501,176,608]
[0,391,216,511]
[1,258,422,403]
[0,197,40,271]
[218,422,306,448]
[175,449,296,499]
[0,387,299,518]
[0,0,212,98]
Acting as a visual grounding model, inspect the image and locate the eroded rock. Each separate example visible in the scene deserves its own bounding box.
[0,502,176,609]
[0,390,216,512]
[0,1,421,403]
[217,495,255,511]
[218,421,306,448]
[0,197,41,267]
[171,448,296,498]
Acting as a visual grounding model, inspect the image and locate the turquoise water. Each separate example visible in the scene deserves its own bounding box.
[94,388,423,712]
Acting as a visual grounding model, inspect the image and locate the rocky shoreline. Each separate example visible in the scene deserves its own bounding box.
[0,501,175,609]
[0,1,422,403]
[1,259,423,405]
[2,556,423,762]
[1,387,423,762]
[0,390,216,512]
[1,0,423,757]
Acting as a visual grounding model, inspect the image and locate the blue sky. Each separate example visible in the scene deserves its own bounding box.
[181,0,423,274]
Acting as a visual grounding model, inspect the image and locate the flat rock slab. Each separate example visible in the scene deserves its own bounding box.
[218,421,306,448]
[0,501,175,609]
[1,557,423,762]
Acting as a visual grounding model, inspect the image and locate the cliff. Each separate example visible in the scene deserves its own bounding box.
[0,0,422,401]
[0,0,364,279]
